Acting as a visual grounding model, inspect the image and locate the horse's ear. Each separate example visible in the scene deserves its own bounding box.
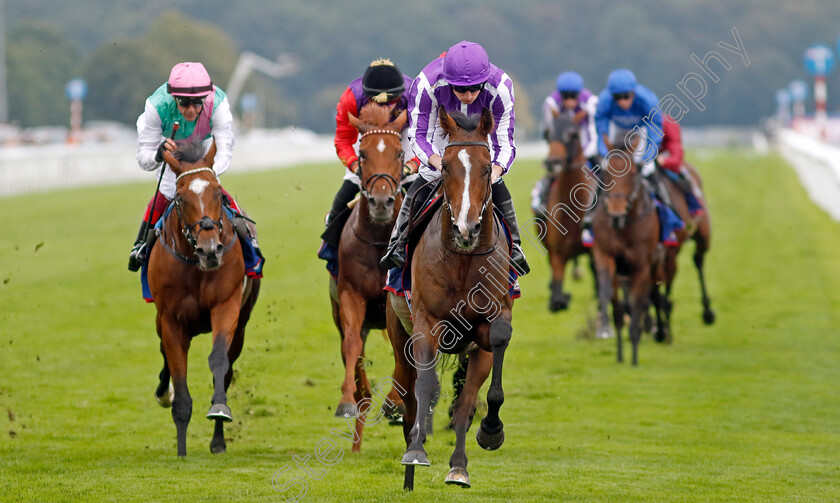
[348,111,363,129]
[203,139,217,168]
[390,110,407,132]
[163,151,182,175]
[439,106,457,136]
[479,108,494,137]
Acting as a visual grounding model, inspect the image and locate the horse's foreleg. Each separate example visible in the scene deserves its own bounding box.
[351,339,373,452]
[209,319,246,455]
[207,301,240,424]
[593,248,616,342]
[476,316,512,452]
[336,291,366,418]
[155,342,173,407]
[160,317,192,457]
[401,316,438,467]
[385,299,416,446]
[693,232,715,325]
[548,252,571,312]
[446,347,491,488]
[629,268,652,366]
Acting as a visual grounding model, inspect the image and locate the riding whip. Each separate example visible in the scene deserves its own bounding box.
[142,121,180,239]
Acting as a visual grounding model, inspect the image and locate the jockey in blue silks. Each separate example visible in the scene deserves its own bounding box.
[594,68,674,209]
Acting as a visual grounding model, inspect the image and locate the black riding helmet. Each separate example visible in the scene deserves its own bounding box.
[362,59,404,104]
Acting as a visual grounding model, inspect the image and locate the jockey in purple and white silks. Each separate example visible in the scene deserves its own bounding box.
[532,71,601,214]
[380,40,529,275]
[128,62,262,272]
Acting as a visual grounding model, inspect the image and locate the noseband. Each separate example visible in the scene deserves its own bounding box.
[441,141,493,227]
[168,168,236,261]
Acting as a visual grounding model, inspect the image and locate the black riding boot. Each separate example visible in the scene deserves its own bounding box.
[320,179,360,249]
[232,215,264,260]
[128,220,157,272]
[645,168,674,209]
[380,175,435,271]
[492,179,530,276]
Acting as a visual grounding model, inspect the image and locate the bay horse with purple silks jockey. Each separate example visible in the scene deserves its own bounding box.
[328,103,408,451]
[387,107,514,490]
[148,142,260,456]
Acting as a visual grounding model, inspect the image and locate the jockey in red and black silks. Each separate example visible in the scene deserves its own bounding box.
[318,59,419,275]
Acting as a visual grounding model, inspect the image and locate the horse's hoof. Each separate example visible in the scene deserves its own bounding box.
[210,438,226,454]
[548,293,571,312]
[476,424,505,451]
[654,328,667,343]
[401,449,430,466]
[382,402,404,425]
[334,402,358,418]
[703,308,716,325]
[445,467,471,487]
[206,403,233,422]
[596,327,614,339]
[155,382,174,408]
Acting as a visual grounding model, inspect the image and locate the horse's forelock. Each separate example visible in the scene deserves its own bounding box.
[175,141,206,164]
[449,111,481,132]
[358,103,391,128]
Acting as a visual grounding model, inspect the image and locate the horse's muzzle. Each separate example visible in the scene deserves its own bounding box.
[609,214,627,230]
[195,240,224,270]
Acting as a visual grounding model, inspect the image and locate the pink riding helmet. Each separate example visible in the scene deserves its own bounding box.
[442,41,491,86]
[167,62,214,97]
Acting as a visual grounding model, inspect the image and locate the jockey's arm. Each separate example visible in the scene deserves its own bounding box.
[334,88,360,169]
[209,96,234,176]
[136,100,166,171]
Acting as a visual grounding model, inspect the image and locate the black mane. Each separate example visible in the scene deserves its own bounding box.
[174,141,206,163]
[448,110,482,132]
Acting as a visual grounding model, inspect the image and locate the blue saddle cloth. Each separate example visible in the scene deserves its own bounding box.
[662,169,703,215]
[140,204,264,302]
[653,197,685,246]
[385,205,521,311]
[317,241,339,280]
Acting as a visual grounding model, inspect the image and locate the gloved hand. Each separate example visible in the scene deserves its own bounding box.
[155,141,172,162]
[401,159,419,178]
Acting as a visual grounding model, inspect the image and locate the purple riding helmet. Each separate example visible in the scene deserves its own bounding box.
[442,41,491,86]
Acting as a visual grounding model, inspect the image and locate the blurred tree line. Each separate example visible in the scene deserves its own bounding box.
[4,0,840,134]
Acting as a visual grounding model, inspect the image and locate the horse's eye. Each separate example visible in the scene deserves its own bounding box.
[440,162,448,172]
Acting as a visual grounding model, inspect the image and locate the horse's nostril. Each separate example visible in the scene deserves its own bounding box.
[472,222,481,235]
[386,196,395,205]
[215,243,224,254]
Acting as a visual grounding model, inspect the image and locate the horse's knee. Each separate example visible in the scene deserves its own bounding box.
[172,395,192,425]
[489,319,511,351]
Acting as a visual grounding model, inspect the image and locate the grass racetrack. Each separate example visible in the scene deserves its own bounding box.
[1,149,839,502]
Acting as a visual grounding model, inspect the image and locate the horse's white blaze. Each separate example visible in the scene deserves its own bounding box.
[376,139,386,153]
[189,179,210,212]
[456,149,472,237]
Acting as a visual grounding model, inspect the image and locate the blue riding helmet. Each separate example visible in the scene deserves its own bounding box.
[443,41,491,86]
[607,69,637,94]
[556,72,584,92]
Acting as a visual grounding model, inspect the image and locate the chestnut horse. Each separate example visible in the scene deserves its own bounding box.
[387,107,514,489]
[538,112,597,311]
[650,162,715,342]
[591,136,660,365]
[329,104,407,451]
[149,142,260,456]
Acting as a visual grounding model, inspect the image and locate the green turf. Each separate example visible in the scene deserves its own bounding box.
[1,149,839,502]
